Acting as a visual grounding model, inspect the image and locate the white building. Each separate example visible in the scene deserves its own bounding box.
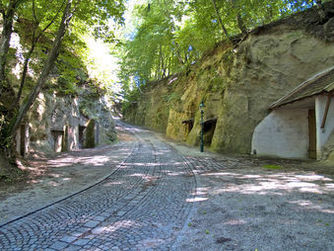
[252,66,334,160]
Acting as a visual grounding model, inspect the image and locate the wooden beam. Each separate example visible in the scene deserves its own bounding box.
[321,94,331,129]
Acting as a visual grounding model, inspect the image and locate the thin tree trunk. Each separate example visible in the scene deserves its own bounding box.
[14,44,36,106]
[9,0,73,137]
[211,0,229,40]
[14,0,66,107]
[0,1,17,95]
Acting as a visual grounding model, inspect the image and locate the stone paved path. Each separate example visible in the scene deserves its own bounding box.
[0,123,196,250]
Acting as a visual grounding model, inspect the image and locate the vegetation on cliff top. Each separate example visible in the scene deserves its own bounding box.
[118,0,330,101]
[0,0,125,178]
[0,0,332,176]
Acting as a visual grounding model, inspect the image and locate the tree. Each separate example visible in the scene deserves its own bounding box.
[211,0,230,39]
[0,0,125,166]
[0,0,27,107]
[9,0,74,139]
[119,0,322,108]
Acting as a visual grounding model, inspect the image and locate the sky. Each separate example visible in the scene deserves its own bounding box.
[84,0,146,95]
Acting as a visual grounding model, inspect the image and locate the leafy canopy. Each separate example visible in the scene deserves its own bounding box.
[118,0,325,97]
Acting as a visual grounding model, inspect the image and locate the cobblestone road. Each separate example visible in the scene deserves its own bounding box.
[0,123,196,250]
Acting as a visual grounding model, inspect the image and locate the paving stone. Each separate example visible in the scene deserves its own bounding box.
[49,241,68,250]
[63,244,82,251]
[0,123,196,250]
[60,235,77,243]
[73,238,90,246]
[83,220,100,228]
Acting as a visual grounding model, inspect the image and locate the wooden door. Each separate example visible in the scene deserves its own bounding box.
[308,109,316,159]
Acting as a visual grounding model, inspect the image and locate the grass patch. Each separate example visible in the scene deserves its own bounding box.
[262,164,282,170]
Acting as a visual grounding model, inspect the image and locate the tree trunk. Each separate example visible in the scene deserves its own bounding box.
[14,0,66,107]
[14,44,36,107]
[9,0,73,138]
[211,0,230,40]
[0,1,18,97]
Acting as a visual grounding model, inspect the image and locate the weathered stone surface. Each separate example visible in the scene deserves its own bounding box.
[27,91,115,154]
[123,5,334,156]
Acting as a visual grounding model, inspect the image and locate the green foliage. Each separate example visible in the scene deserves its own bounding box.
[163,92,181,104]
[262,164,282,170]
[121,88,140,113]
[0,0,126,165]
[119,0,320,105]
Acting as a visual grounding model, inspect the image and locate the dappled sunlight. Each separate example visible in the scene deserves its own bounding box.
[154,149,172,156]
[47,181,61,187]
[224,219,247,226]
[186,197,208,202]
[103,181,124,187]
[187,187,209,203]
[294,174,332,181]
[91,220,140,235]
[123,162,160,167]
[48,173,61,178]
[47,155,112,168]
[205,171,334,196]
[194,187,209,195]
[128,173,159,183]
[289,200,334,214]
[139,238,167,249]
[164,170,187,176]
[326,183,334,189]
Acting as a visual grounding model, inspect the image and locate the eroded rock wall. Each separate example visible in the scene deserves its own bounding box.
[26,91,116,154]
[123,4,334,154]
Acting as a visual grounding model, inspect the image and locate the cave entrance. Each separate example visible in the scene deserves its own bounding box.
[51,130,64,152]
[79,125,86,149]
[84,119,96,148]
[182,119,194,137]
[203,118,217,146]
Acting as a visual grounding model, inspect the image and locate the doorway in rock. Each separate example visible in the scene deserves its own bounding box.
[79,125,86,149]
[85,120,95,148]
[203,119,217,146]
[51,130,64,152]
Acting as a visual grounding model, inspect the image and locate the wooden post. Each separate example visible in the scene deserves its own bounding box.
[321,94,331,129]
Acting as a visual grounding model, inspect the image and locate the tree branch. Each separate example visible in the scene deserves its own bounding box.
[14,0,68,105]
[211,0,230,40]
[10,0,74,137]
[39,0,67,36]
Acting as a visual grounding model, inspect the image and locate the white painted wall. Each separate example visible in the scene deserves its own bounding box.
[315,95,334,159]
[252,109,309,159]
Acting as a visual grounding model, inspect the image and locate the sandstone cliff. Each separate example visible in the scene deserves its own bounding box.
[18,89,116,155]
[123,3,334,154]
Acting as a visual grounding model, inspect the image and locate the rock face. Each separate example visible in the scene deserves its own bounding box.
[123,4,334,155]
[19,90,116,155]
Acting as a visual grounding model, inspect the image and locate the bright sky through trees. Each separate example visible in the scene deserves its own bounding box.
[84,0,324,100]
[84,0,143,95]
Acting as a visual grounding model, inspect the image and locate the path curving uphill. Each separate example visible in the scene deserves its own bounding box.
[0,122,196,250]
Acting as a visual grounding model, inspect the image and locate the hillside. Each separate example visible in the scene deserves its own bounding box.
[123,2,334,156]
